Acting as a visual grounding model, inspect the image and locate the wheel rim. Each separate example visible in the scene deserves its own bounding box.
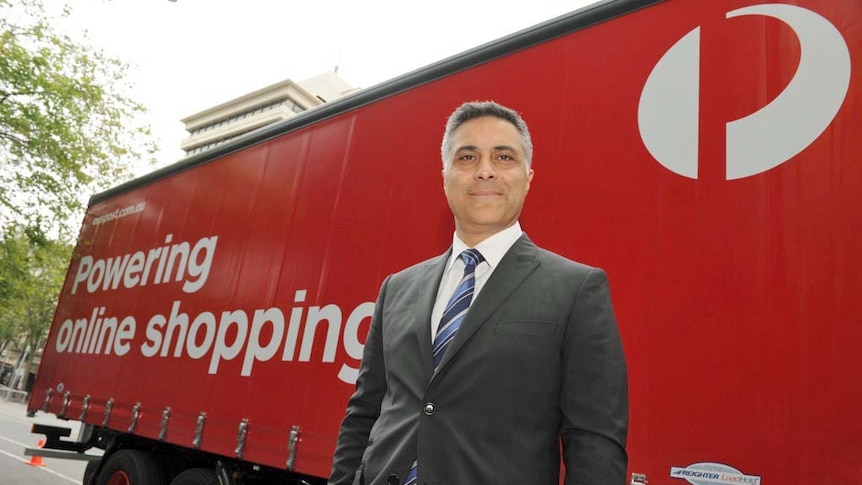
[106,470,131,485]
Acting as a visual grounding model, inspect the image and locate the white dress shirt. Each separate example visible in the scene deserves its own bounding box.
[430,222,524,339]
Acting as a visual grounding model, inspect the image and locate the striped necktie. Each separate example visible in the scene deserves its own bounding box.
[432,248,485,367]
[405,248,485,485]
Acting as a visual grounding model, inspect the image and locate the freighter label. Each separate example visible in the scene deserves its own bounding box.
[670,462,761,485]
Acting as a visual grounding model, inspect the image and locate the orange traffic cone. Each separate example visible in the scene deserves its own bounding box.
[26,439,47,467]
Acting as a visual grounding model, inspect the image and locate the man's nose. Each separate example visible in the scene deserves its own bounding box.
[474,156,496,179]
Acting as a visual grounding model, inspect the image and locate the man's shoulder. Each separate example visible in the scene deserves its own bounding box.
[530,242,604,278]
[387,251,448,282]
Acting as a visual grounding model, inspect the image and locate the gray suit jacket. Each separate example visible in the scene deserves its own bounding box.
[330,235,628,485]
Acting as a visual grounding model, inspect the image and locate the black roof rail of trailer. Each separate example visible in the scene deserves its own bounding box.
[91,0,664,206]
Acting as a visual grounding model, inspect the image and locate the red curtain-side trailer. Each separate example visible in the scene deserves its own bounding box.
[26,0,862,484]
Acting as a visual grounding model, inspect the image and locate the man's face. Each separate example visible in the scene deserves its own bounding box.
[443,116,534,243]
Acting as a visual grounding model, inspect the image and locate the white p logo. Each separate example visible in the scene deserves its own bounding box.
[638,4,851,180]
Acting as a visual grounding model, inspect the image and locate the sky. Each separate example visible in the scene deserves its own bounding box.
[46,0,600,173]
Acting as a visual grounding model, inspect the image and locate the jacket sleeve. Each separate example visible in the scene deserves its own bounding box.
[329,276,390,485]
[560,269,629,485]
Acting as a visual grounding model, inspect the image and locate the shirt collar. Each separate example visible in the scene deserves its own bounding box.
[449,222,523,271]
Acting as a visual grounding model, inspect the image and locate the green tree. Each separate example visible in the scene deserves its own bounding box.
[0,0,155,237]
[0,226,70,389]
[0,230,26,362]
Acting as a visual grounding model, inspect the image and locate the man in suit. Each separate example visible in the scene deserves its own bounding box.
[330,101,628,485]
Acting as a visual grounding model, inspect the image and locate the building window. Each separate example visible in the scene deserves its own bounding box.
[189,95,310,137]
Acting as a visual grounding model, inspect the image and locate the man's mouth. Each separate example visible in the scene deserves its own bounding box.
[469,189,503,197]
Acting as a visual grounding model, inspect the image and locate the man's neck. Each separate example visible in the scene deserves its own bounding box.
[454,222,519,248]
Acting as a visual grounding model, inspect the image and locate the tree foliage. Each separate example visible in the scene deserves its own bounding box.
[0,0,155,237]
[0,225,70,387]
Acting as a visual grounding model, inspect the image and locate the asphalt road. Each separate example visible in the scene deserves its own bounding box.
[0,397,100,485]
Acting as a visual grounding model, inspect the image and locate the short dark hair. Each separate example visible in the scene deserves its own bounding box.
[441,101,533,168]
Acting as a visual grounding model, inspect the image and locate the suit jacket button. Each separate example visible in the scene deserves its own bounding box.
[387,473,400,485]
[423,403,435,416]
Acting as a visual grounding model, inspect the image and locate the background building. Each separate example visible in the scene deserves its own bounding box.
[0,341,39,400]
[180,71,357,156]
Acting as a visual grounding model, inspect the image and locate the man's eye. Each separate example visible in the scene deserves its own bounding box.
[498,154,513,161]
[459,154,475,160]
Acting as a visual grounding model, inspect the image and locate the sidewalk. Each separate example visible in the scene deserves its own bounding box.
[0,396,86,437]
[0,396,33,423]
[0,384,28,404]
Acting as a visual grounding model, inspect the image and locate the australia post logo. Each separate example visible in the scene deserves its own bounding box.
[638,3,851,180]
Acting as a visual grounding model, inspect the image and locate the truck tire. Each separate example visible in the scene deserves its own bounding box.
[96,450,167,485]
[83,461,98,485]
[169,468,220,485]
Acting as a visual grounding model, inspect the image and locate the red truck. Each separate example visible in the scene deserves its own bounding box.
[27,0,862,484]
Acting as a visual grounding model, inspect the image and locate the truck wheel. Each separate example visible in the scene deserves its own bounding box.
[96,450,167,485]
[83,461,98,485]
[169,468,220,485]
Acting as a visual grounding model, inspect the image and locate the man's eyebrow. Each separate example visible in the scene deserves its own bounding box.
[454,144,518,152]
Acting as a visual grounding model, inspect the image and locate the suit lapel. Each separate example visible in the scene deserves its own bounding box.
[415,248,451,379]
[433,235,540,376]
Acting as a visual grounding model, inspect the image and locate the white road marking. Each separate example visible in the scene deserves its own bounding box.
[0,434,32,447]
[0,448,82,484]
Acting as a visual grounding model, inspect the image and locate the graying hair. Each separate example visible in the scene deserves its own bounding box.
[440,101,533,168]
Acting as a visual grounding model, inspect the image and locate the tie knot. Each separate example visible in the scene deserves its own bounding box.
[459,249,485,268]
